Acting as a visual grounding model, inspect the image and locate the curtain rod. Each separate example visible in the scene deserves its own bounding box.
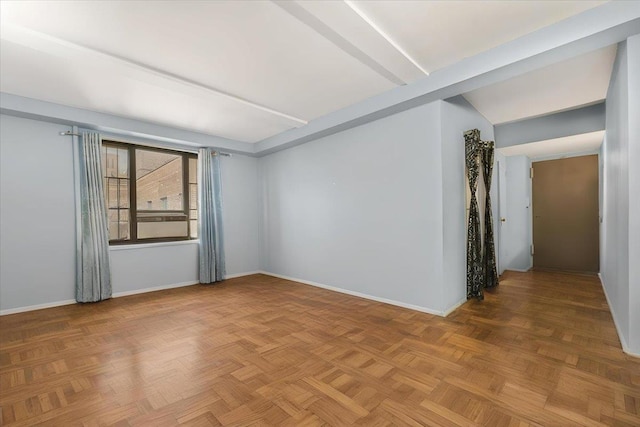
[58,131,232,157]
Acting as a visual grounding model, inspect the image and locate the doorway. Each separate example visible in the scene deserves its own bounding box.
[532,155,599,273]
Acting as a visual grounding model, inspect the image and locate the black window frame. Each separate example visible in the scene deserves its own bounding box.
[102,140,198,245]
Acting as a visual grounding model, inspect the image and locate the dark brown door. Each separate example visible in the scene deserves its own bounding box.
[532,155,599,273]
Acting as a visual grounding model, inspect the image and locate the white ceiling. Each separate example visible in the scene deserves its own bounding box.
[348,0,605,73]
[498,131,605,160]
[463,45,617,124]
[0,0,608,143]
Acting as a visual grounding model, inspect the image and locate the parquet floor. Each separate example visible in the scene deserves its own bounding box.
[1,271,639,426]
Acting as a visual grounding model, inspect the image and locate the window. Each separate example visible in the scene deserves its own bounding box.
[101,141,198,244]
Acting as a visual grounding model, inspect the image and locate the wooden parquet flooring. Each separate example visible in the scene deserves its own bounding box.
[1,271,639,426]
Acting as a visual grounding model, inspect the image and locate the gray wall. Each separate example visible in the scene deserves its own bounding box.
[1,98,496,316]
[259,102,444,312]
[0,115,76,309]
[440,96,495,308]
[628,34,640,355]
[259,99,495,314]
[222,154,261,276]
[601,36,640,355]
[0,114,261,311]
[504,155,533,271]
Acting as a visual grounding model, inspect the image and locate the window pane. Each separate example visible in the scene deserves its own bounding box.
[189,157,197,183]
[118,148,128,178]
[136,149,183,211]
[190,183,197,210]
[107,209,130,240]
[107,178,119,209]
[108,210,119,240]
[119,179,129,208]
[103,144,131,242]
[118,209,130,240]
[105,146,118,178]
[190,220,198,238]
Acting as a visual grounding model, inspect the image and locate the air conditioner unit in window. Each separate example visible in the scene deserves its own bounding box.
[137,212,188,238]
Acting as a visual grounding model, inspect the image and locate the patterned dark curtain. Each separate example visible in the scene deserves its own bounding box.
[464,130,484,300]
[481,141,498,289]
[465,129,499,300]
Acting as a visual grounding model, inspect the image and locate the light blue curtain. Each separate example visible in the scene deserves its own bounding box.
[198,148,225,283]
[75,131,112,302]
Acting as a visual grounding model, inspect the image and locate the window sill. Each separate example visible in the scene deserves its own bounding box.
[109,240,199,252]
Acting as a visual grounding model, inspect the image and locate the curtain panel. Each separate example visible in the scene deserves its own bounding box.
[481,141,499,289]
[198,148,225,284]
[464,130,484,300]
[464,129,499,300]
[75,131,112,302]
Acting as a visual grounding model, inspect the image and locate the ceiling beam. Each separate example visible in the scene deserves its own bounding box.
[343,0,429,76]
[495,102,606,149]
[254,2,640,156]
[273,1,406,85]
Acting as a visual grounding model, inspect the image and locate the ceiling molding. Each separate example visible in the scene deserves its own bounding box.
[1,23,308,127]
[254,2,640,156]
[273,1,405,85]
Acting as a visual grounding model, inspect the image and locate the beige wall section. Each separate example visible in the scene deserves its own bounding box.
[532,155,599,273]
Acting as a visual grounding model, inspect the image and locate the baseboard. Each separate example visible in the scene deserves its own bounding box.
[225,271,262,279]
[112,280,199,298]
[504,268,531,273]
[0,299,76,316]
[259,271,447,317]
[0,271,265,316]
[598,273,640,358]
[442,298,467,316]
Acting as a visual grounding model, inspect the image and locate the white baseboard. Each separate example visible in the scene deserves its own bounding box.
[0,271,265,316]
[112,270,265,298]
[442,298,467,316]
[598,273,640,358]
[0,271,463,319]
[0,299,76,316]
[226,271,262,279]
[112,280,199,298]
[504,268,531,273]
[258,271,451,317]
